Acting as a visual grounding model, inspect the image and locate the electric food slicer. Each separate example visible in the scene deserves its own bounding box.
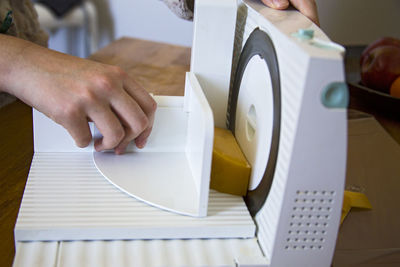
[13,0,348,266]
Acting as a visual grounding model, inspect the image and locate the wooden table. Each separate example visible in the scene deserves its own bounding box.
[1,37,399,267]
[0,101,33,267]
[89,38,191,97]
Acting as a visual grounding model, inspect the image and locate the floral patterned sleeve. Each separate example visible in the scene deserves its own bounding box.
[160,0,194,20]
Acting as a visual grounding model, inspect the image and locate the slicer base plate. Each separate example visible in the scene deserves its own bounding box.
[15,153,255,242]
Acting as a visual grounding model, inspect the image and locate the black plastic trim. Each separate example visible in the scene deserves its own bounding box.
[227,28,281,216]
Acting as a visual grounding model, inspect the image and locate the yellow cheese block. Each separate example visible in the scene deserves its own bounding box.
[210,127,251,196]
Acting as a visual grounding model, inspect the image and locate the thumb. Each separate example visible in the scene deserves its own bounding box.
[289,0,319,25]
[261,0,290,9]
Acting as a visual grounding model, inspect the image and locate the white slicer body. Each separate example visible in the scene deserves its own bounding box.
[13,0,347,266]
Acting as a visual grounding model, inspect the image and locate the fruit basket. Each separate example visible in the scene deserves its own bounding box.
[345,37,400,119]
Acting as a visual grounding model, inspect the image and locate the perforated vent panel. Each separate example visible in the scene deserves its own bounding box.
[284,190,336,251]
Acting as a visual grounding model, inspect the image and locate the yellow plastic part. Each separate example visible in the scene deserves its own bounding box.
[210,127,251,196]
[341,190,372,225]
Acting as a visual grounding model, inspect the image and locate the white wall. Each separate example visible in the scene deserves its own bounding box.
[316,0,400,45]
[107,0,193,47]
[43,0,194,58]
[105,0,400,47]
[44,0,400,57]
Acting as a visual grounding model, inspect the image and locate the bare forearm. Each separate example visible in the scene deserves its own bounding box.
[0,34,91,109]
[0,34,156,153]
[0,34,36,96]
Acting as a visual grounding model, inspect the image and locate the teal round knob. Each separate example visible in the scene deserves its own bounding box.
[321,82,349,108]
[297,28,314,40]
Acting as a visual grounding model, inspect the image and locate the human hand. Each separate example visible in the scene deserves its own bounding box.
[0,35,156,154]
[34,57,156,154]
[260,0,319,26]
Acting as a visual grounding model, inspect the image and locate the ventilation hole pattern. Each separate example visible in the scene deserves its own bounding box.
[284,190,336,251]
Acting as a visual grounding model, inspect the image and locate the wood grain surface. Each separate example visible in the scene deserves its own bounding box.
[0,100,33,267]
[90,37,191,96]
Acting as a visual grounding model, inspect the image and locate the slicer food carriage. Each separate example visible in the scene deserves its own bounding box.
[13,0,348,266]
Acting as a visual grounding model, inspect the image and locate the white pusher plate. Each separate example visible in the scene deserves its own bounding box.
[32,73,215,217]
[94,72,214,217]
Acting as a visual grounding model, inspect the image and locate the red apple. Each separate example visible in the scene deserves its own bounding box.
[360,37,400,66]
[360,45,400,93]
